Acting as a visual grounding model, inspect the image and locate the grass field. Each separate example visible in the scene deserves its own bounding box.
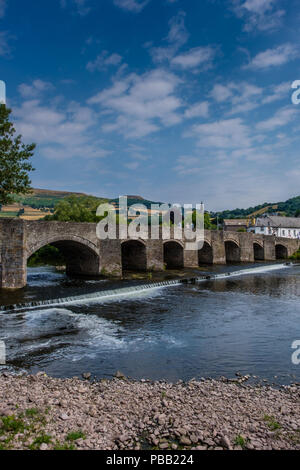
[0,212,19,218]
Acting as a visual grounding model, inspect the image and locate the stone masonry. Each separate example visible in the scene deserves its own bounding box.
[0,219,299,289]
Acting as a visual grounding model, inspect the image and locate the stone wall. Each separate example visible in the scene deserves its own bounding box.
[0,220,299,289]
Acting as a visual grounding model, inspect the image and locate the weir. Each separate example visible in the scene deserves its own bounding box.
[0,263,295,314]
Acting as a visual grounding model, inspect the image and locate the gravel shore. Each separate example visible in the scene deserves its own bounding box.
[0,372,299,450]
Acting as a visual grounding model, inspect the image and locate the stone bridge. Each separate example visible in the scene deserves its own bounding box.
[0,219,299,289]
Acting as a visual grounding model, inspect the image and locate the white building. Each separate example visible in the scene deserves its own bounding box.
[248,216,300,239]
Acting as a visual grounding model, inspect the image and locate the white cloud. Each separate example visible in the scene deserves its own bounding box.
[113,0,150,13]
[184,101,209,119]
[211,83,234,103]
[232,0,285,32]
[88,69,183,138]
[18,80,54,98]
[86,51,122,72]
[190,118,252,148]
[124,161,140,170]
[256,107,298,131]
[245,43,298,69]
[150,11,189,63]
[211,80,292,115]
[262,81,290,104]
[14,90,110,160]
[210,81,263,115]
[171,46,215,69]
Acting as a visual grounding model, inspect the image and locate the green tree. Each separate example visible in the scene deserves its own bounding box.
[0,105,35,204]
[45,195,108,222]
[191,211,216,230]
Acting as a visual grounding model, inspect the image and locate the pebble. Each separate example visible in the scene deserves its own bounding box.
[0,373,299,451]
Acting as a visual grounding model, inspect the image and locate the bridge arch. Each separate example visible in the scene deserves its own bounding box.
[121,239,147,271]
[163,241,184,269]
[198,241,213,265]
[275,244,288,260]
[27,236,101,276]
[253,242,265,261]
[225,240,241,263]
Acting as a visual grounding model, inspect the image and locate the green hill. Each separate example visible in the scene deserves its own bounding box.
[110,195,163,209]
[12,188,88,210]
[211,195,300,221]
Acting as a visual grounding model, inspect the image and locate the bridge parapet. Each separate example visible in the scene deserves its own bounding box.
[0,220,299,289]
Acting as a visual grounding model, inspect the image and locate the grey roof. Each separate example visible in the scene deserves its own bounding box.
[256,216,300,228]
[224,219,249,226]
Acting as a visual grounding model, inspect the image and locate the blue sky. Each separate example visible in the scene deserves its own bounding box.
[1,0,300,210]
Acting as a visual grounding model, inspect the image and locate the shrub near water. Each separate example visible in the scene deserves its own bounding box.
[290,249,300,260]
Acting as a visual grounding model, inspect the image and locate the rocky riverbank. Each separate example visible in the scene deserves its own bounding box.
[0,372,299,450]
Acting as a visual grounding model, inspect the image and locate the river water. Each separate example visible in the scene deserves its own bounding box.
[0,263,299,385]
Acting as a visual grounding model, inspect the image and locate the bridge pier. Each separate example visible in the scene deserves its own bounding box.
[262,236,276,261]
[99,239,122,276]
[146,240,164,271]
[239,233,255,263]
[210,231,226,264]
[183,247,198,268]
[0,219,299,289]
[0,219,27,289]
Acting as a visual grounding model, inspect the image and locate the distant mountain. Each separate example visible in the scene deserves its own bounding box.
[3,189,164,220]
[211,195,300,220]
[12,188,89,210]
[110,195,164,209]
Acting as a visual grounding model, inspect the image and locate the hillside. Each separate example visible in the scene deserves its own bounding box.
[1,189,300,222]
[0,188,92,220]
[110,195,163,209]
[211,195,300,221]
[12,188,88,210]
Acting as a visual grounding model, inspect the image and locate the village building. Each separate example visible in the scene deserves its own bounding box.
[248,215,300,239]
[223,219,249,232]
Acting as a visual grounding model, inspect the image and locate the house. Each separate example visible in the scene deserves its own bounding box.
[248,216,300,239]
[223,219,249,232]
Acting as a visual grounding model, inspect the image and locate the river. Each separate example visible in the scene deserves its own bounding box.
[0,263,299,385]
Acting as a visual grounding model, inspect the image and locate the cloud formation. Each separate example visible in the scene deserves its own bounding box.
[86,51,122,72]
[15,82,110,161]
[18,80,54,98]
[88,68,183,138]
[232,0,285,32]
[113,0,150,13]
[245,43,298,69]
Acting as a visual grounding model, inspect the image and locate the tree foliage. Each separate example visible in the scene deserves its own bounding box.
[0,105,35,204]
[211,195,300,220]
[28,245,65,267]
[45,195,108,222]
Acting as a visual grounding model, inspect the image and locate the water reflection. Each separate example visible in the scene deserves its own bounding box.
[0,264,299,384]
